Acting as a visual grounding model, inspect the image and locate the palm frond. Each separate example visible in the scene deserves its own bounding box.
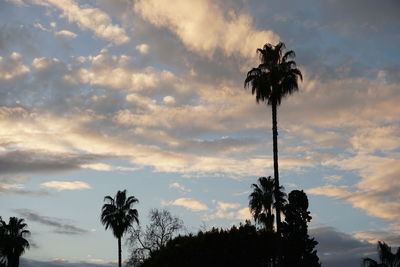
[245,41,302,107]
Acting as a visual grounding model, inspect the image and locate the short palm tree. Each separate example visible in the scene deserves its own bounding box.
[101,190,139,267]
[363,241,400,267]
[249,176,286,232]
[245,42,302,234]
[0,217,30,267]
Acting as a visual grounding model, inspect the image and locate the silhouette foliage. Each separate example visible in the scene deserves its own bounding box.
[0,217,30,267]
[281,190,320,267]
[101,190,139,267]
[140,221,279,267]
[249,176,286,232]
[126,209,183,266]
[362,241,400,267]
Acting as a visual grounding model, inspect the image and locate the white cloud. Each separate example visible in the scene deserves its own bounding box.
[35,0,129,45]
[354,230,400,247]
[163,96,176,106]
[169,182,191,193]
[206,201,251,221]
[6,0,25,5]
[81,163,140,172]
[350,126,400,153]
[136,43,149,54]
[34,22,51,32]
[0,52,30,80]
[164,198,208,211]
[134,0,279,58]
[55,30,78,39]
[0,183,24,190]
[41,181,91,191]
[65,53,176,91]
[32,57,60,70]
[308,164,400,222]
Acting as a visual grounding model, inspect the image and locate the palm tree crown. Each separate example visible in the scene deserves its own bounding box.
[101,190,139,267]
[0,217,30,267]
[363,241,400,267]
[244,42,302,106]
[249,176,286,231]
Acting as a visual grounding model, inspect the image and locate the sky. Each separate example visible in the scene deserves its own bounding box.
[0,0,399,266]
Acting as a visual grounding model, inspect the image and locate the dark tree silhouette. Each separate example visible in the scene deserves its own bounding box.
[282,190,320,267]
[126,209,184,266]
[140,221,279,267]
[363,241,400,267]
[101,190,139,267]
[0,217,30,267]
[249,176,286,232]
[0,216,6,267]
[245,42,302,234]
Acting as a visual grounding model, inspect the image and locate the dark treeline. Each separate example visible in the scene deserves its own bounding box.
[140,222,278,267]
[131,185,320,267]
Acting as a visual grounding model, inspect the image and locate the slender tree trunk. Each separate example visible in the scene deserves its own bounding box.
[271,102,281,234]
[271,102,282,267]
[118,237,122,267]
[7,254,18,267]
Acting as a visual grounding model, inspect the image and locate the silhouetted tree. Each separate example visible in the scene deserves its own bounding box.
[281,190,320,267]
[245,42,302,234]
[126,209,184,266]
[0,217,30,267]
[249,176,286,232]
[362,241,400,267]
[140,221,278,267]
[0,216,6,266]
[101,190,139,267]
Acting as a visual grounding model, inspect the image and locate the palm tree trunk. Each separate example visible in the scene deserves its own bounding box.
[271,102,281,234]
[118,237,122,267]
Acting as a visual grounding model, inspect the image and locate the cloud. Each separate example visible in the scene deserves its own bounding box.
[163,198,208,211]
[81,163,141,172]
[55,30,77,39]
[163,95,176,106]
[14,209,89,235]
[169,182,191,193]
[0,150,104,174]
[0,52,30,80]
[32,0,129,45]
[41,181,91,191]
[354,230,400,247]
[136,43,149,54]
[310,226,374,267]
[206,201,251,221]
[134,0,279,58]
[0,175,50,195]
[32,57,60,70]
[65,53,177,91]
[0,184,50,196]
[349,126,400,153]
[204,200,252,221]
[5,0,26,6]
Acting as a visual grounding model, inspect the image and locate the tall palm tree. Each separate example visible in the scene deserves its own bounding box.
[101,190,139,267]
[249,176,286,232]
[245,42,302,234]
[0,217,30,267]
[363,241,400,267]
